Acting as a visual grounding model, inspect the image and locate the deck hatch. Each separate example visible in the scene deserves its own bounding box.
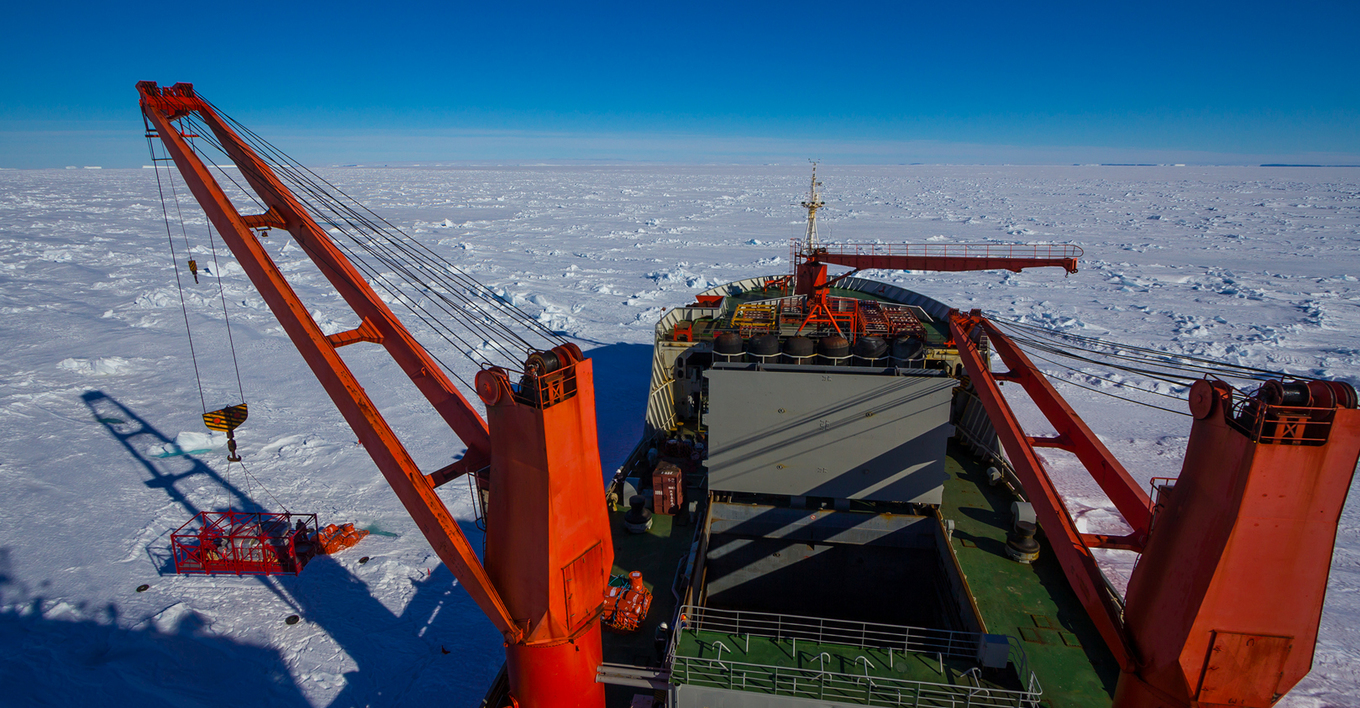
[704,368,956,503]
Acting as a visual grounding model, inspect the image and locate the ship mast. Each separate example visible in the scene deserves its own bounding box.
[801,161,824,251]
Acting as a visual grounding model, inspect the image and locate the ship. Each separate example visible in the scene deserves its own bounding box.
[503,168,1360,708]
[136,82,1360,708]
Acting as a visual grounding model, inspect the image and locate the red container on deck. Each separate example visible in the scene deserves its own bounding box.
[653,461,683,516]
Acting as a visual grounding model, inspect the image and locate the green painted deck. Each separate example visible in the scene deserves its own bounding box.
[601,507,697,667]
[942,441,1121,707]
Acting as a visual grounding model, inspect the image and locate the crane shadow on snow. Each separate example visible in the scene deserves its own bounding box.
[0,547,310,708]
[81,390,267,575]
[81,391,505,706]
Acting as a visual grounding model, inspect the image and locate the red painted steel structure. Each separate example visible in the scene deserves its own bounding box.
[950,310,1137,669]
[1116,379,1360,707]
[794,241,1082,296]
[139,82,612,708]
[792,241,1081,335]
[141,83,1360,707]
[950,311,1360,708]
[171,510,318,576]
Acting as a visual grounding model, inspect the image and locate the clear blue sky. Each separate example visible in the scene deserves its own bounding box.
[2,0,1357,167]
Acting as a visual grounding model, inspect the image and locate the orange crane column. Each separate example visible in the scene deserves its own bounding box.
[1116,380,1360,708]
[476,350,614,707]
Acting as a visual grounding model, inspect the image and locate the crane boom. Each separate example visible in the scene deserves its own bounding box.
[139,82,613,707]
[137,81,516,636]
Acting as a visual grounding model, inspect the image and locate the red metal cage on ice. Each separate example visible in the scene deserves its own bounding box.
[171,510,319,576]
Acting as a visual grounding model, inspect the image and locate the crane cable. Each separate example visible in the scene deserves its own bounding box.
[985,313,1309,416]
[203,217,246,405]
[168,138,485,388]
[149,125,274,512]
[991,316,1297,383]
[208,106,567,347]
[209,102,568,348]
[182,110,561,376]
[192,108,564,347]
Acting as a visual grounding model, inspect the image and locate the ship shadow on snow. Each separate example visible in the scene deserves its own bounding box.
[582,342,652,473]
[81,391,504,706]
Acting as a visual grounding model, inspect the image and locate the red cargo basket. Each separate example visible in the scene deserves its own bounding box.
[171,510,319,576]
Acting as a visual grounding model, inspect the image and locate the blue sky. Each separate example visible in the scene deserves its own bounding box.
[2,0,1357,167]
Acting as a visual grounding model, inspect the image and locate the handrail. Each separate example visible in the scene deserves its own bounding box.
[679,604,990,659]
[672,654,1043,707]
[1227,397,1337,445]
[809,241,1083,261]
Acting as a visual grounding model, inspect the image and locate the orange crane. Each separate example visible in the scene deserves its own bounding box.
[138,81,611,708]
[948,310,1360,707]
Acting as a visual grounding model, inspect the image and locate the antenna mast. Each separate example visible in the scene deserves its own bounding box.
[801,161,824,250]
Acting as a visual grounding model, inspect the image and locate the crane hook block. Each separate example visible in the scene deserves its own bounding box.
[187,259,199,284]
[203,403,249,432]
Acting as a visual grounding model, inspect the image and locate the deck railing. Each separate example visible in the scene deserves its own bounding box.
[672,654,1043,707]
[675,606,1043,706]
[680,605,985,658]
[806,241,1083,262]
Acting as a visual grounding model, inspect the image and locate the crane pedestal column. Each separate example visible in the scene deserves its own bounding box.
[477,348,614,708]
[507,622,606,708]
[1116,379,1360,707]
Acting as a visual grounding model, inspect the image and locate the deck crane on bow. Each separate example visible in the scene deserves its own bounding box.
[789,169,1080,336]
[138,81,612,708]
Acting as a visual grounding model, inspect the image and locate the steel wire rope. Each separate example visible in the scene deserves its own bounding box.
[181,125,509,384]
[989,319,1286,385]
[186,119,536,370]
[147,135,209,414]
[221,453,232,512]
[973,334,1197,416]
[203,217,247,403]
[258,181,525,373]
[235,459,290,513]
[1001,331,1276,385]
[997,317,1285,376]
[146,131,293,509]
[990,316,1299,381]
[201,105,568,347]
[976,315,1309,419]
[1012,347,1192,403]
[1043,376,1192,417]
[993,329,1208,386]
[160,125,197,262]
[180,115,515,349]
[217,111,567,349]
[1003,330,1274,382]
[225,147,546,359]
[149,113,465,512]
